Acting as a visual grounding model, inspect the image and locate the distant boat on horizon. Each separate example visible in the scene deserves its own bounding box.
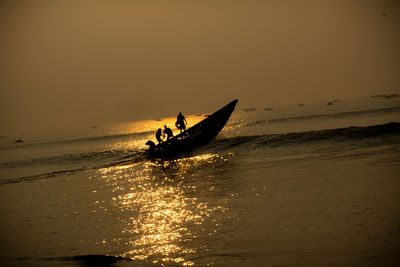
[298,103,305,107]
[371,94,400,99]
[242,107,256,112]
[264,107,273,111]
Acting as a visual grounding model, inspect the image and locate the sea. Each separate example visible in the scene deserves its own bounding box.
[0,96,399,266]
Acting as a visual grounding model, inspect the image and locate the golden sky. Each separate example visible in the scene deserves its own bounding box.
[1,0,399,134]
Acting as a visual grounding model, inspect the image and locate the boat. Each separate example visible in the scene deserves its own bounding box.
[146,99,238,158]
[242,107,256,112]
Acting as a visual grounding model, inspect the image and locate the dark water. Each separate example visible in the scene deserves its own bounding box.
[0,97,399,266]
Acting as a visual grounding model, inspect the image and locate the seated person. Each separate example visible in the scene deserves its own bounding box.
[163,125,173,140]
[156,128,163,144]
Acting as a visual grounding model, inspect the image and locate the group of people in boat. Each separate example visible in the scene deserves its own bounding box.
[154,112,187,144]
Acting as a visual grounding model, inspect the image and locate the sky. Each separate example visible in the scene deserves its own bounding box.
[1,0,399,134]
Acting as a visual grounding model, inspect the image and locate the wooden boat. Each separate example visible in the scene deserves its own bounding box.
[146,99,238,158]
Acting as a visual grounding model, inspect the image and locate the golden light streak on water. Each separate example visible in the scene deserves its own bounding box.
[118,164,199,265]
[93,152,233,265]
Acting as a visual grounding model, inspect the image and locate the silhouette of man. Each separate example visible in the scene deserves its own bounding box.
[156,128,163,144]
[163,125,173,140]
[175,112,187,133]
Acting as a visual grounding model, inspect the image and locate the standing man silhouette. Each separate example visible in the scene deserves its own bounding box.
[175,112,187,133]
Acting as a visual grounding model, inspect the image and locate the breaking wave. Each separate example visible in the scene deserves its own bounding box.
[209,122,400,151]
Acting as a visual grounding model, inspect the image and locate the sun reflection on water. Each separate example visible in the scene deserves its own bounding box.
[94,152,236,266]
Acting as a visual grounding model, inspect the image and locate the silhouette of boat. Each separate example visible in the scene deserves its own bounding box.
[146,99,238,158]
[370,94,400,99]
[264,107,273,111]
[242,107,256,112]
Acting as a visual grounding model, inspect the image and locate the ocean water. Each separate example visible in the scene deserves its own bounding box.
[0,97,399,266]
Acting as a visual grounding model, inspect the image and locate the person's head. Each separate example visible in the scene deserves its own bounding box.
[164,125,167,128]
[146,140,155,150]
[146,140,154,145]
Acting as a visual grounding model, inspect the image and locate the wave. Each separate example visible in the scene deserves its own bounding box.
[2,123,399,185]
[0,150,131,169]
[0,154,145,186]
[61,254,132,265]
[8,255,133,266]
[208,122,400,151]
[0,168,88,185]
[226,106,400,131]
[269,106,400,124]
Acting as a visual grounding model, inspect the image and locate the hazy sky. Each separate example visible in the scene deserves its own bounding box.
[1,0,399,134]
